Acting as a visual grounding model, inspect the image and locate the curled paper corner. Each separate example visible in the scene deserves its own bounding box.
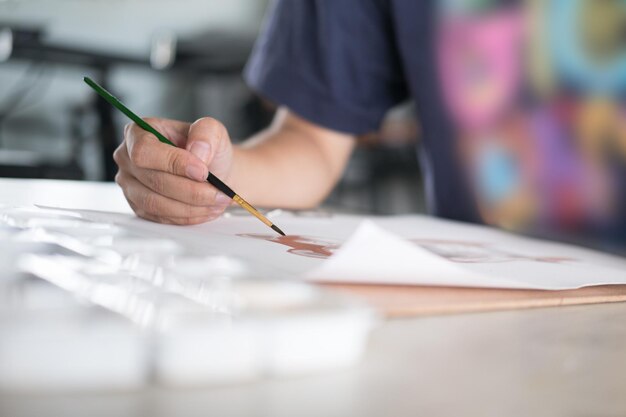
[305,220,525,289]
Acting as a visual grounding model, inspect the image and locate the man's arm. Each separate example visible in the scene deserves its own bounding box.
[230,108,356,208]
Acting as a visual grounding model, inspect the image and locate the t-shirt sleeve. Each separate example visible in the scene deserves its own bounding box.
[244,0,409,135]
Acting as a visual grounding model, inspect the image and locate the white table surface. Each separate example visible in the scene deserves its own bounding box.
[1,178,625,417]
[0,178,133,213]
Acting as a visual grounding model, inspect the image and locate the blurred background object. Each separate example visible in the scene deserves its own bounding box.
[0,0,424,215]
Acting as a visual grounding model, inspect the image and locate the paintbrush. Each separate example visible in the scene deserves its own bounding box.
[83,76,285,236]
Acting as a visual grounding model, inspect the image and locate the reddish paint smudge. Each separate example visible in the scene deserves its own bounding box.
[237,234,340,259]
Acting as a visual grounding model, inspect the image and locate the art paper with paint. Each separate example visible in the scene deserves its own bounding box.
[44,206,626,291]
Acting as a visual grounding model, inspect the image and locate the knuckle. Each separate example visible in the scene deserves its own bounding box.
[189,184,209,206]
[183,203,195,219]
[113,144,129,168]
[167,149,187,175]
[146,173,164,194]
[141,192,159,214]
[112,145,122,164]
[129,140,146,167]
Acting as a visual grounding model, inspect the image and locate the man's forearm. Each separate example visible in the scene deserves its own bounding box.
[228,109,355,209]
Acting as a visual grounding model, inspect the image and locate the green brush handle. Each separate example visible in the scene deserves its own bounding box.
[83,76,175,147]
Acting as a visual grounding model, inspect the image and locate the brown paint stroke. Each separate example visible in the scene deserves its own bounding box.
[237,234,340,259]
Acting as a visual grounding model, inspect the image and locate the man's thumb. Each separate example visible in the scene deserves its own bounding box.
[186,117,227,165]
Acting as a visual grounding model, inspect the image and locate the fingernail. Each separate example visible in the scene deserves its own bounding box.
[215,192,232,206]
[188,142,211,164]
[186,164,206,181]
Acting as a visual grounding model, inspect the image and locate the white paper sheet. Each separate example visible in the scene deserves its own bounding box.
[41,206,626,290]
[308,219,626,289]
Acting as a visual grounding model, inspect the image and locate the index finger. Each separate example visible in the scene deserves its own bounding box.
[125,124,208,181]
[124,117,191,148]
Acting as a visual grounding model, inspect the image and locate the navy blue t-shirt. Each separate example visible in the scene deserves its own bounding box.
[245,0,626,241]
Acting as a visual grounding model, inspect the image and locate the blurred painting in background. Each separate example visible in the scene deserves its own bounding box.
[435,0,626,236]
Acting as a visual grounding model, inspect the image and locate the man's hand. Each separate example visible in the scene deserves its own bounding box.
[113,117,234,225]
[114,108,355,225]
